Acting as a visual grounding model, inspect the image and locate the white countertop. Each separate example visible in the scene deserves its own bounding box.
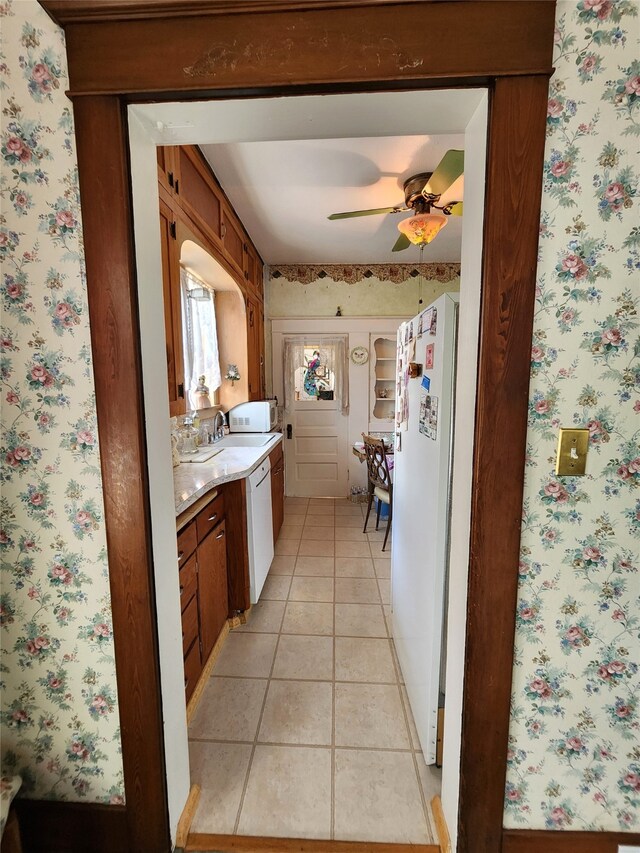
[173,433,282,516]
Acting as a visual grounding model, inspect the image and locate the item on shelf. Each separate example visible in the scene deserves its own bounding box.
[194,374,212,409]
[179,416,199,454]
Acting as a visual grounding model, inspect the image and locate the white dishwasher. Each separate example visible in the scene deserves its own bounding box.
[246,457,274,604]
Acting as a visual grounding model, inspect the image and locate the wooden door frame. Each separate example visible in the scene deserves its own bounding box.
[33,2,580,852]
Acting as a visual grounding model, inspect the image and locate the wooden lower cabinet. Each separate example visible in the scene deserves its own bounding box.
[197,519,228,662]
[270,442,285,543]
[177,490,229,702]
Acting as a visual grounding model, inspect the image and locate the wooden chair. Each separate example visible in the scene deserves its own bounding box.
[361,433,393,551]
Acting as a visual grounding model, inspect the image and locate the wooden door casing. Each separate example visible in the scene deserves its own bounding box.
[40,3,559,852]
[158,195,185,416]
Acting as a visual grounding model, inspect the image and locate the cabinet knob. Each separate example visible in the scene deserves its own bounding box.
[179,585,184,594]
[207,513,218,522]
[177,550,184,560]
[215,531,225,540]
[220,222,227,238]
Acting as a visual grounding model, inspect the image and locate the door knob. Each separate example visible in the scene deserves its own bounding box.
[287,424,293,439]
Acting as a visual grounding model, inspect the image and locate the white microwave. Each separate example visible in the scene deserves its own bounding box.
[228,400,278,433]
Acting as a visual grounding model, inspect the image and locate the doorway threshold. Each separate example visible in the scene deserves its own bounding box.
[185,834,439,852]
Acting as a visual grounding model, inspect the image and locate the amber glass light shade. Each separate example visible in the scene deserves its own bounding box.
[397,213,448,246]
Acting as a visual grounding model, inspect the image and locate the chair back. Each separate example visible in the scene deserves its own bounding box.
[362,434,392,493]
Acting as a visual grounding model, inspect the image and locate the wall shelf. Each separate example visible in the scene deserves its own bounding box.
[371,334,396,425]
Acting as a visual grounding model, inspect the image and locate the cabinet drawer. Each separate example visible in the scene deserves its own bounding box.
[183,637,201,703]
[177,521,197,567]
[179,553,197,612]
[195,492,225,542]
[181,594,199,656]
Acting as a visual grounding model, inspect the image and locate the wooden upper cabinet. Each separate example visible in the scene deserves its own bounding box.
[245,244,264,297]
[221,205,245,277]
[158,195,185,416]
[157,145,180,197]
[246,295,265,401]
[177,146,223,249]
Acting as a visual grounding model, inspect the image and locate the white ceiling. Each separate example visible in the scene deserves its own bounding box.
[134,90,485,264]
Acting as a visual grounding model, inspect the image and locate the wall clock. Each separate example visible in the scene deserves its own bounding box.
[350,345,369,365]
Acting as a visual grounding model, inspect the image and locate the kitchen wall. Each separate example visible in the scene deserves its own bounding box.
[504,0,639,834]
[0,1,124,802]
[267,263,460,319]
[264,263,460,398]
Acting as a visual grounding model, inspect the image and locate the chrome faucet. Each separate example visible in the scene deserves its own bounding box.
[212,410,226,442]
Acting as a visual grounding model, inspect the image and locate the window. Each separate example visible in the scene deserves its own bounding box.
[181,268,222,410]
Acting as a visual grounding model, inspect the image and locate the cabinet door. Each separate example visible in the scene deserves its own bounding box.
[178,147,223,249]
[159,197,185,416]
[197,520,228,663]
[157,146,180,196]
[270,445,285,543]
[246,295,262,401]
[221,206,245,276]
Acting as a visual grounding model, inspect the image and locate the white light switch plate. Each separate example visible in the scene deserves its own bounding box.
[618,846,640,853]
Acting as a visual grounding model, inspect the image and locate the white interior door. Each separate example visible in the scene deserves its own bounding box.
[285,398,348,497]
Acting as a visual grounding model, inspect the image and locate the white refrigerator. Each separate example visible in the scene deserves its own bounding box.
[391,291,459,764]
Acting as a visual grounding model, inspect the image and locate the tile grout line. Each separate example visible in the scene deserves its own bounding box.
[230,507,305,836]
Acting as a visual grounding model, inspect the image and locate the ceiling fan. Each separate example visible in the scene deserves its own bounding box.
[328,149,464,252]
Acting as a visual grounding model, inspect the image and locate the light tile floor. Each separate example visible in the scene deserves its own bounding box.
[189,497,441,843]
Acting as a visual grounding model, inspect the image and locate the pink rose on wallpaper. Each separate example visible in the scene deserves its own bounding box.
[529,677,552,698]
[18,146,32,163]
[57,608,70,622]
[93,622,111,638]
[534,399,550,414]
[30,364,53,386]
[598,665,611,680]
[11,709,28,724]
[29,491,44,506]
[612,609,626,621]
[550,160,570,177]
[627,458,640,473]
[561,254,588,279]
[617,464,631,480]
[14,192,28,209]
[51,564,72,584]
[70,741,90,760]
[594,792,606,803]
[624,75,640,95]
[549,807,570,825]
[580,55,597,74]
[6,135,23,154]
[13,446,31,461]
[5,391,19,404]
[583,545,601,561]
[76,429,94,445]
[110,795,125,806]
[75,509,94,528]
[54,301,72,318]
[566,736,584,751]
[615,704,632,718]
[31,62,52,84]
[55,210,75,228]
[566,626,586,643]
[633,400,640,412]
[623,772,640,792]
[607,661,626,674]
[38,413,51,428]
[27,587,38,600]
[6,282,23,299]
[531,345,545,361]
[544,481,568,502]
[520,608,536,621]
[506,788,522,801]
[48,676,62,689]
[547,98,563,117]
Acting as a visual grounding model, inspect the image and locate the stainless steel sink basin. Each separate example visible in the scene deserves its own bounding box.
[215,434,276,448]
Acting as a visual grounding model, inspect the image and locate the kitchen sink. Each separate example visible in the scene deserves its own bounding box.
[215,434,276,448]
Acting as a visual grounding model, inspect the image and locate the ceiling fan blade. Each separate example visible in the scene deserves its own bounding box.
[328,206,406,220]
[392,233,411,253]
[423,150,464,198]
[447,201,463,216]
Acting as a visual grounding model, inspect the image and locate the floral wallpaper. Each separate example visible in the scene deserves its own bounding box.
[0,1,124,803]
[505,0,639,834]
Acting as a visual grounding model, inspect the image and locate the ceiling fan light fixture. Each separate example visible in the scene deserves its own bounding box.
[397,212,448,246]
